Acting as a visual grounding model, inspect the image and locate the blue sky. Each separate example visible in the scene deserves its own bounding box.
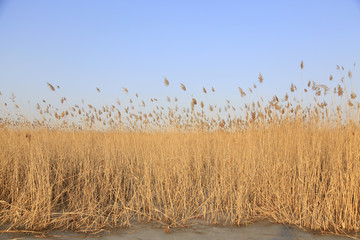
[0,0,359,113]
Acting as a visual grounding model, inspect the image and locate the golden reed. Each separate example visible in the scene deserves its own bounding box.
[0,63,359,237]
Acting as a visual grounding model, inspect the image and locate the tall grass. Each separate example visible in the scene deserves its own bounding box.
[0,64,359,235]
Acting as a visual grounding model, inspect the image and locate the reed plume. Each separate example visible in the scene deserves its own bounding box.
[47,82,55,91]
[164,77,169,86]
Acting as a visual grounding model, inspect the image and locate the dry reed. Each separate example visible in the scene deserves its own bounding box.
[0,65,359,237]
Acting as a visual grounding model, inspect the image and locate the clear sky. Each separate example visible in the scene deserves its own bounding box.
[0,0,359,112]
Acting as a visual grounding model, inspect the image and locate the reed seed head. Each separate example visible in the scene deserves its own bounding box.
[258,73,263,83]
[180,83,186,91]
[164,77,169,86]
[351,92,357,99]
[47,82,55,91]
[238,87,246,97]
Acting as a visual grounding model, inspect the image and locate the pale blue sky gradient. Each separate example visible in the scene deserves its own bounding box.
[0,0,359,111]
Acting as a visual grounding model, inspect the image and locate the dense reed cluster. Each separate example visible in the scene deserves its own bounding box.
[0,63,359,236]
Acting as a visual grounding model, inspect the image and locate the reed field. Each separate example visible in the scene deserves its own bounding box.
[0,64,360,236]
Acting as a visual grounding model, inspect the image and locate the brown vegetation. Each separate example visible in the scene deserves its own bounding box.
[0,64,359,236]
